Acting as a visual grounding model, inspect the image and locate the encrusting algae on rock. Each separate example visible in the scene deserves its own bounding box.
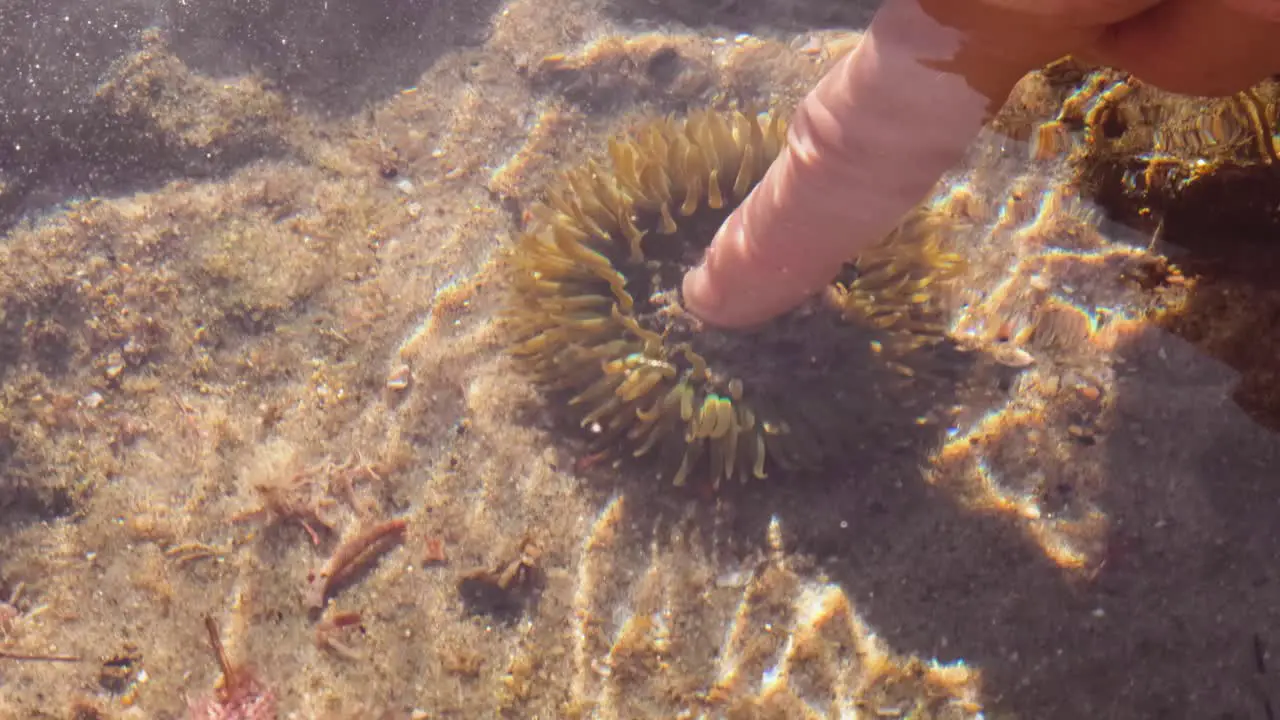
[502,108,966,487]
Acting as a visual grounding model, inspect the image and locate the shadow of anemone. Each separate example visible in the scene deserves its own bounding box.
[503,109,965,488]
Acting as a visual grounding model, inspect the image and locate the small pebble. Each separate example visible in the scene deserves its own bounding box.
[797,36,824,55]
[1067,425,1096,444]
[386,364,412,391]
[715,568,751,588]
[992,345,1035,368]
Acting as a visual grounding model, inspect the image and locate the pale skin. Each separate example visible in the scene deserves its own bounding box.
[682,0,1280,328]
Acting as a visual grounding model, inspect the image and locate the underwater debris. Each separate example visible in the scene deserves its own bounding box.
[304,517,408,612]
[188,616,277,720]
[502,108,965,487]
[0,650,80,662]
[457,537,545,623]
[98,648,144,695]
[0,582,77,663]
[421,534,448,566]
[314,610,365,661]
[232,455,339,547]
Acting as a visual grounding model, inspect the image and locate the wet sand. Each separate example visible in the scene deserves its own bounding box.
[1,1,1278,718]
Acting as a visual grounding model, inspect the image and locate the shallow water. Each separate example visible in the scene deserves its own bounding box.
[1,1,1278,719]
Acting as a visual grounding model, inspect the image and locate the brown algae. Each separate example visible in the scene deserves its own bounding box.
[502,108,965,487]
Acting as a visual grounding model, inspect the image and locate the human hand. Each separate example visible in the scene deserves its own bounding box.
[681,0,1280,328]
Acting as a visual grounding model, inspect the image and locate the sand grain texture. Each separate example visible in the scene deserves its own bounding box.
[1,1,1278,719]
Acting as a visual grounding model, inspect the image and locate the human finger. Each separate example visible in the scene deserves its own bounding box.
[681,0,1064,327]
[1083,0,1280,96]
[974,0,1163,25]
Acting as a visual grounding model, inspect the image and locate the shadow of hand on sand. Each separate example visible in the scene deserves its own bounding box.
[578,323,1280,719]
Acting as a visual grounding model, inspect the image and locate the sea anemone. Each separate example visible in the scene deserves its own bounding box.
[503,109,963,487]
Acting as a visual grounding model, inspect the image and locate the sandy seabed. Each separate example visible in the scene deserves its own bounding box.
[1,1,1279,718]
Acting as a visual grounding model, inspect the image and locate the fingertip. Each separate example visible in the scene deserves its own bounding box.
[682,216,746,327]
[681,261,734,327]
[680,263,710,313]
[682,212,786,328]
[682,254,815,329]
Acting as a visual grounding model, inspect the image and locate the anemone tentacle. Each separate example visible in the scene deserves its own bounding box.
[504,109,964,487]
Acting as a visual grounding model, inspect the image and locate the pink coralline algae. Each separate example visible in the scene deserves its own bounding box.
[187,677,277,720]
[189,616,278,720]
